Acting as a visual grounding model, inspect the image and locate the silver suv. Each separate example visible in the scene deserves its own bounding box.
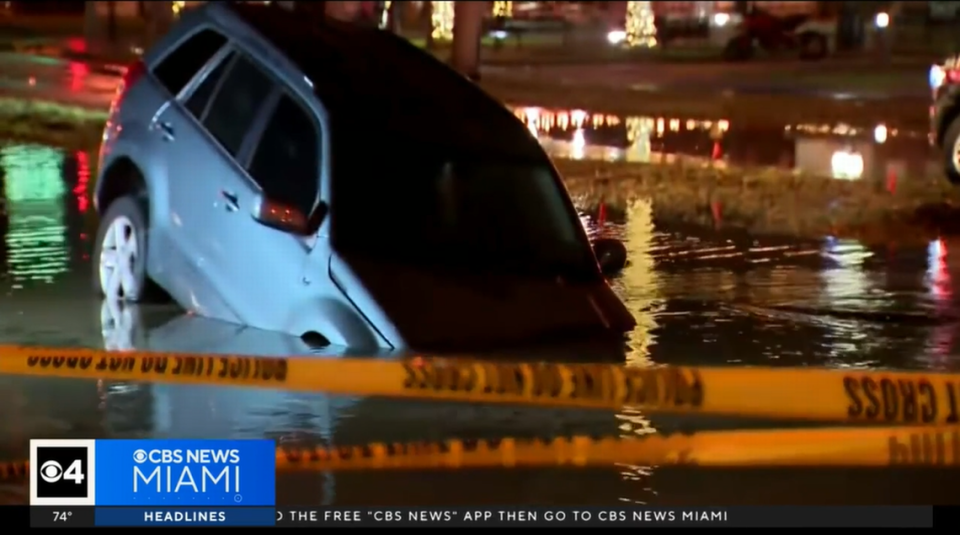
[93,3,634,352]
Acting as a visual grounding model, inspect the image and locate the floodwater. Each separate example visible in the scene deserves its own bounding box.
[511,103,938,183]
[0,126,958,506]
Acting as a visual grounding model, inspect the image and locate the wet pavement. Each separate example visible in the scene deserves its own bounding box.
[484,60,934,101]
[0,141,959,505]
[0,51,118,109]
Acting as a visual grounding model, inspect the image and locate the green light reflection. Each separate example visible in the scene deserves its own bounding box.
[1,144,68,286]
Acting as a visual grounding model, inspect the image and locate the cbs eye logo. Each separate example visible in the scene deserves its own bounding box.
[34,447,88,499]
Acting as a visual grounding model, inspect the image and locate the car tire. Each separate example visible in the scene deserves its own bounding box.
[942,114,960,185]
[93,196,165,302]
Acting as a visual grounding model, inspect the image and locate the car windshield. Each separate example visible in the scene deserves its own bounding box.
[330,141,598,282]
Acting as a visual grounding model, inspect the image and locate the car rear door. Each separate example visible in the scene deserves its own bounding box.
[187,57,330,332]
[142,28,244,317]
[163,48,304,324]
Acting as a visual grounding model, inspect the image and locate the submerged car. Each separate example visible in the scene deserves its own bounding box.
[93,2,635,352]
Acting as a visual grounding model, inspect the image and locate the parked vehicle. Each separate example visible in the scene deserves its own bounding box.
[93,2,635,352]
[930,58,960,184]
[718,6,835,61]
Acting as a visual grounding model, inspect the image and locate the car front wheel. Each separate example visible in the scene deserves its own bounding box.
[93,196,157,302]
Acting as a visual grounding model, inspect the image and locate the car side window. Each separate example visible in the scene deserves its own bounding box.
[184,52,234,120]
[152,29,227,97]
[247,95,319,216]
[202,56,274,157]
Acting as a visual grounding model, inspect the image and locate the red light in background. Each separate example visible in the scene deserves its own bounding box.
[67,61,89,93]
[65,37,88,54]
[74,150,90,213]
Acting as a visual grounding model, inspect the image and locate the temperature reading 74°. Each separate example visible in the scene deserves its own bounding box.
[53,511,72,522]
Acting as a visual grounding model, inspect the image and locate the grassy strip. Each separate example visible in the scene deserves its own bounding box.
[554,159,960,246]
[783,69,927,95]
[0,96,953,245]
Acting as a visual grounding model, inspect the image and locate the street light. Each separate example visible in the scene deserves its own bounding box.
[874,12,890,29]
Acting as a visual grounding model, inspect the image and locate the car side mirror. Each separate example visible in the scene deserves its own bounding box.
[593,238,627,276]
[252,195,323,236]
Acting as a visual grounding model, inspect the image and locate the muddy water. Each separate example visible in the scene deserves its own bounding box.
[0,142,957,505]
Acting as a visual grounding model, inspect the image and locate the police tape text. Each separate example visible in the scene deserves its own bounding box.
[402,361,703,408]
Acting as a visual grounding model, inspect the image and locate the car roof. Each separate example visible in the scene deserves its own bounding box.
[203,2,542,159]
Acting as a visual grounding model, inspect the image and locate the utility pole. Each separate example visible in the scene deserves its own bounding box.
[107,1,118,44]
[424,1,434,49]
[84,1,102,46]
[450,1,484,81]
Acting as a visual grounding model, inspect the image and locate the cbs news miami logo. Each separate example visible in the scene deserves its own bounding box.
[29,438,275,507]
[30,439,97,506]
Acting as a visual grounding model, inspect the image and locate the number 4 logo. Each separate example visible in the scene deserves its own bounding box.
[62,460,85,484]
[29,439,97,506]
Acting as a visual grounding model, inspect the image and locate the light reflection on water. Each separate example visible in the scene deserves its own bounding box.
[0,143,957,504]
[509,104,937,182]
[0,145,69,287]
[611,199,660,491]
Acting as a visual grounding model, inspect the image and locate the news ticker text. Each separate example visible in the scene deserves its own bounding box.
[26,506,935,528]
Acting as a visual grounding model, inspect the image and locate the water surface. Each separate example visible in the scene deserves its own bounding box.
[0,139,956,505]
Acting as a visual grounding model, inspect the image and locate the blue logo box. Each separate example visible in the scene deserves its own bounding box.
[95,439,276,506]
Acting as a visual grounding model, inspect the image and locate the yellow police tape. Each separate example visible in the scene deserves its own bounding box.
[5,346,960,425]
[0,426,957,479]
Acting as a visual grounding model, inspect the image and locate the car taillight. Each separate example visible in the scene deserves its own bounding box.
[109,60,146,114]
[101,60,147,169]
[122,59,146,86]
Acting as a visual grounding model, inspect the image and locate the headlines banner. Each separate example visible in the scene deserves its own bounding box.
[21,439,944,528]
[26,505,937,528]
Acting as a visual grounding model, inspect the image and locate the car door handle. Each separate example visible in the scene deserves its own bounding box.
[152,121,175,141]
[221,190,239,212]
